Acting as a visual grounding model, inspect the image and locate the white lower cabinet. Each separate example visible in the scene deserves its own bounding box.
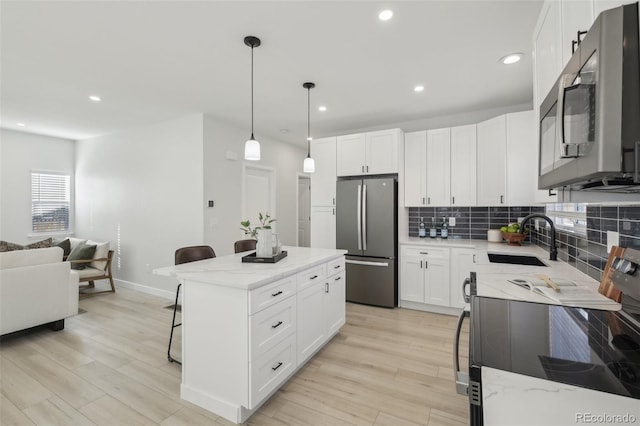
[400,244,476,313]
[400,246,450,308]
[310,206,336,249]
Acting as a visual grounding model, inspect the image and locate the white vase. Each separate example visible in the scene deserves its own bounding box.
[256,229,273,258]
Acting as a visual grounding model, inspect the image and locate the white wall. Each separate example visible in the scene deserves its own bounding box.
[203,116,306,256]
[0,129,75,244]
[75,114,204,297]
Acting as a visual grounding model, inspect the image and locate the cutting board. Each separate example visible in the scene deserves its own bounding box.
[598,245,625,303]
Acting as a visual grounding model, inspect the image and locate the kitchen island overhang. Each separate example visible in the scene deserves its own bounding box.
[154,246,347,424]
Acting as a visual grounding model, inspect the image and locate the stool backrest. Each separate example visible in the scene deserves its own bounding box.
[175,245,216,265]
[234,239,257,254]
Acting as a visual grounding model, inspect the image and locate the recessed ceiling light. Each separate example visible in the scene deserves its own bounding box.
[318,106,327,112]
[500,53,523,65]
[414,85,425,93]
[17,122,26,127]
[378,10,393,21]
[89,95,101,102]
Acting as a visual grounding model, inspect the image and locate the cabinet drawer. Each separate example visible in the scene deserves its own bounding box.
[250,296,296,360]
[249,334,296,409]
[296,264,326,291]
[327,257,345,278]
[249,276,296,314]
[403,246,449,259]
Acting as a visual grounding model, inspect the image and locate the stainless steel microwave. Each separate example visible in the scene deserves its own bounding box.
[538,2,640,191]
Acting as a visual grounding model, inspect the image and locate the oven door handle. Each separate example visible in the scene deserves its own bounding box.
[462,278,471,304]
[453,309,470,396]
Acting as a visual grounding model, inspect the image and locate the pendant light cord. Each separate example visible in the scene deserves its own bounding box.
[307,86,311,156]
[251,45,254,139]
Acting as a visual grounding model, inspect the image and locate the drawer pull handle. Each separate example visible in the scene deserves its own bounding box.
[271,291,283,297]
[310,275,318,280]
[271,321,283,329]
[420,252,429,255]
[333,265,341,269]
[272,362,283,371]
[334,276,342,281]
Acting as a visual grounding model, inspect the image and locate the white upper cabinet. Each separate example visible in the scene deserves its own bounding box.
[337,129,400,177]
[560,0,593,66]
[593,0,635,17]
[425,128,451,207]
[310,137,337,207]
[366,129,400,175]
[506,111,539,205]
[450,124,477,207]
[533,0,563,112]
[404,131,427,207]
[476,115,507,206]
[336,133,366,176]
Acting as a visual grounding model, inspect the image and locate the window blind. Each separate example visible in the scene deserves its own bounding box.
[31,172,70,233]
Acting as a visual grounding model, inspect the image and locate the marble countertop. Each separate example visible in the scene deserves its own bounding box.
[153,246,346,291]
[400,237,620,310]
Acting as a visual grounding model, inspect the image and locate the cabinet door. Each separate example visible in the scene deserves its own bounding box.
[325,271,346,336]
[366,129,399,175]
[450,248,475,309]
[476,115,507,206]
[561,0,593,67]
[533,1,563,111]
[426,128,451,207]
[337,133,366,176]
[593,0,633,17]
[310,137,337,206]
[506,111,536,206]
[404,131,427,207]
[297,282,326,364]
[424,256,450,307]
[310,206,336,249]
[450,124,477,207]
[399,247,424,303]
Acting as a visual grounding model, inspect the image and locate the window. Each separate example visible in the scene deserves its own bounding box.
[545,203,587,236]
[31,172,71,233]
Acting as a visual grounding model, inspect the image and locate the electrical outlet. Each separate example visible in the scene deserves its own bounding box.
[607,231,619,253]
[449,217,456,227]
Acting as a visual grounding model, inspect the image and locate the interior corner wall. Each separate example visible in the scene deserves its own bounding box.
[75,114,205,297]
[0,129,76,244]
[203,116,306,256]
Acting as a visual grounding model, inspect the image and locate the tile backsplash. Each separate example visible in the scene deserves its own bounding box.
[408,203,640,283]
[408,206,545,239]
[531,204,640,282]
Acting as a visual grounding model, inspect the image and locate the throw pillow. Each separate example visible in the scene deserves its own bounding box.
[0,241,25,252]
[25,237,53,249]
[56,238,72,257]
[67,243,97,270]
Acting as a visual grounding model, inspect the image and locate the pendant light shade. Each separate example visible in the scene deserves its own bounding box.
[303,82,315,173]
[244,36,261,161]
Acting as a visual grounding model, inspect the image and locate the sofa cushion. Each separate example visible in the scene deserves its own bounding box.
[56,238,72,257]
[0,247,63,270]
[76,266,104,279]
[86,240,110,270]
[67,244,97,270]
[67,238,87,252]
[25,238,53,250]
[0,241,24,252]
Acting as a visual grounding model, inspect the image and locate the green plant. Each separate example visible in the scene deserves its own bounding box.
[240,212,276,238]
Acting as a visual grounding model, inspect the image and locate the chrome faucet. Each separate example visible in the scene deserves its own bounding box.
[519,214,558,261]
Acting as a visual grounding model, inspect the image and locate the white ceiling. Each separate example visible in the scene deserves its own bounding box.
[1,0,543,146]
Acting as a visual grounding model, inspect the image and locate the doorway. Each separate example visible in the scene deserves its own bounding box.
[242,164,276,235]
[297,175,311,247]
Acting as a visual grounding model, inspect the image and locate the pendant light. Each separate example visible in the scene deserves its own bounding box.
[244,36,261,161]
[302,82,316,173]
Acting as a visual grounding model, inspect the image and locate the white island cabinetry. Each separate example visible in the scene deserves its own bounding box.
[154,247,346,424]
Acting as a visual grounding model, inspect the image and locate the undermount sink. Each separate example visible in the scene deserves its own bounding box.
[487,253,548,267]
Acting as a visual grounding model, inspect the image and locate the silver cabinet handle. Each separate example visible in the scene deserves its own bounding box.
[361,165,364,173]
[422,197,426,205]
[453,309,470,396]
[427,197,430,205]
[366,165,369,173]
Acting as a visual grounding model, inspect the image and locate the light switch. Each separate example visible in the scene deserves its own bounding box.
[607,231,619,253]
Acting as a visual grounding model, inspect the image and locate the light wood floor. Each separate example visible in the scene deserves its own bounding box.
[1,288,470,426]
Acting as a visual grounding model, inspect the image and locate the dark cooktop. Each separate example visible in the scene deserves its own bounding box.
[470,296,640,399]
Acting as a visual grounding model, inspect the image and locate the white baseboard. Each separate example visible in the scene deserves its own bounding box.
[115,279,174,300]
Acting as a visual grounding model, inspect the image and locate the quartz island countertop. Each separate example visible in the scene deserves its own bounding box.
[153,246,346,290]
[400,237,620,310]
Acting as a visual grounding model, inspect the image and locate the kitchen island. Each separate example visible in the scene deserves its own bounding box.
[154,246,347,424]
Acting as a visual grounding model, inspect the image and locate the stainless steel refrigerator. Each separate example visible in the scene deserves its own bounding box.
[336,176,397,308]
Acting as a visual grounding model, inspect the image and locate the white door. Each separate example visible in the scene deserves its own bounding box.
[310,137,337,207]
[399,247,425,303]
[424,257,450,307]
[426,128,451,206]
[310,206,336,249]
[404,131,427,207]
[298,176,311,247]
[366,129,399,175]
[336,133,366,177]
[243,164,276,233]
[450,124,477,207]
[477,115,507,206]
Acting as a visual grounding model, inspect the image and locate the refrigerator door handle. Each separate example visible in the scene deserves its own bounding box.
[345,259,389,267]
[357,184,362,250]
[362,184,367,251]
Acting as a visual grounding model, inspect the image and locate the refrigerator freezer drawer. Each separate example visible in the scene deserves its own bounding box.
[345,257,397,308]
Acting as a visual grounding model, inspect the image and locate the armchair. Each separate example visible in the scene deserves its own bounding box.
[71,250,115,297]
